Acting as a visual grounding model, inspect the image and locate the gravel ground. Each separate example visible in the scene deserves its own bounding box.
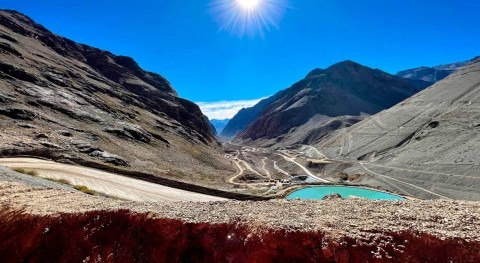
[1,181,479,242]
[0,158,226,202]
[0,166,73,191]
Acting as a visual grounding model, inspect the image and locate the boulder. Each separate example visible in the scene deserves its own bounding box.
[104,123,151,143]
[72,141,100,154]
[17,123,36,129]
[57,130,73,137]
[89,150,128,167]
[322,193,343,200]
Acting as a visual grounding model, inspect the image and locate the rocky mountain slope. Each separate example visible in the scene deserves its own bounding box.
[319,58,480,200]
[396,56,479,83]
[0,10,233,186]
[232,61,431,147]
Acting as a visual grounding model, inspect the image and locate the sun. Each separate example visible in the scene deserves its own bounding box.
[210,0,288,37]
[237,0,260,10]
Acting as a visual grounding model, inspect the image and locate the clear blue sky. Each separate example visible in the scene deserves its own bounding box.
[1,0,479,102]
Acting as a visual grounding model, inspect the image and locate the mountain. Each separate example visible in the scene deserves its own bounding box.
[319,58,480,200]
[0,10,233,186]
[221,96,279,138]
[396,56,479,83]
[232,60,431,147]
[209,119,229,134]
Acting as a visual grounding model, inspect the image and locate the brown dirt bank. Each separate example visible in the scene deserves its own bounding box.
[1,208,479,263]
[1,182,479,262]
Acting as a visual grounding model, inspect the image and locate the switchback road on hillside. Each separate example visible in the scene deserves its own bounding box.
[275,153,330,183]
[359,162,451,199]
[301,145,327,159]
[365,163,480,180]
[227,151,265,185]
[0,158,227,202]
[261,157,272,178]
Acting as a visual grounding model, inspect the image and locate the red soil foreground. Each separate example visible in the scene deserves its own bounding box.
[0,207,478,263]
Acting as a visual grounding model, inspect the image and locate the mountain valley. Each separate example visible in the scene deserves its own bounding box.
[0,7,479,262]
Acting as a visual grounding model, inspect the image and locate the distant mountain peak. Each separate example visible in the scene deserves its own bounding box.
[228,60,430,145]
[306,68,324,78]
[321,60,376,78]
[397,56,479,83]
[306,60,368,79]
[333,59,359,66]
[328,60,364,70]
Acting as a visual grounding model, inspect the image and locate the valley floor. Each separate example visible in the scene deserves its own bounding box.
[0,148,479,261]
[223,143,480,200]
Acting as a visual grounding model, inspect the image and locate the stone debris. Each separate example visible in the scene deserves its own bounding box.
[322,193,343,200]
[0,181,478,242]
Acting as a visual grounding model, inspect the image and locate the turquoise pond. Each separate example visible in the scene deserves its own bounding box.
[286,186,405,201]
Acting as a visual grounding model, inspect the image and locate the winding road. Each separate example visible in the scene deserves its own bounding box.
[261,157,272,178]
[275,153,330,183]
[366,163,480,180]
[0,158,227,202]
[273,161,290,176]
[359,162,450,199]
[228,153,245,184]
[301,145,327,159]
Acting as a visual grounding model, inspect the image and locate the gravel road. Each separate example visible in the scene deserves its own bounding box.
[0,158,226,202]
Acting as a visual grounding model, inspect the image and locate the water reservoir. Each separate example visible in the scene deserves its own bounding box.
[286,186,405,200]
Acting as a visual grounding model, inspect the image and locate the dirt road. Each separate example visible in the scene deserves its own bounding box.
[261,157,271,178]
[228,154,245,184]
[275,153,330,183]
[0,158,227,202]
[359,162,450,199]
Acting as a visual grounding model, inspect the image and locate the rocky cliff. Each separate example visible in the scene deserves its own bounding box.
[0,10,233,186]
[233,61,431,147]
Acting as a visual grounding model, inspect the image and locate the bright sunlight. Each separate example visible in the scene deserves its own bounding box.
[210,0,288,37]
[236,0,260,10]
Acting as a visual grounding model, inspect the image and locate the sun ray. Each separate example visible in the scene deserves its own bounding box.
[237,0,260,10]
[210,0,288,37]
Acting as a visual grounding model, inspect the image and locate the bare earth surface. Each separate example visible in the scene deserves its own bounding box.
[0,158,225,202]
[1,181,479,242]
